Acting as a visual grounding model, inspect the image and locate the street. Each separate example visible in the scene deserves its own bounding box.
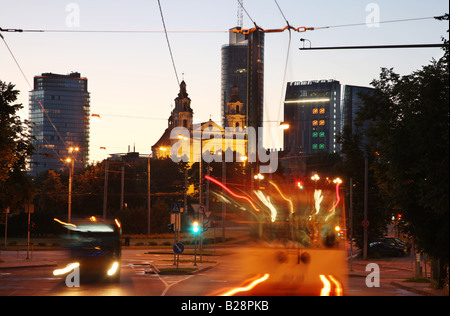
[0,248,425,296]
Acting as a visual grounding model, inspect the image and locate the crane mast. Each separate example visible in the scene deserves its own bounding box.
[237,0,243,28]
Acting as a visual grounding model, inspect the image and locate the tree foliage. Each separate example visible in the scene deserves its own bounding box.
[0,81,34,210]
[348,23,449,287]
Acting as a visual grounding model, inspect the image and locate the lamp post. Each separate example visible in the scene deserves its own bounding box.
[147,153,151,236]
[66,146,79,223]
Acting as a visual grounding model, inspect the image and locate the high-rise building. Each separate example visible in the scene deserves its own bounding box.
[283,80,341,157]
[342,85,374,133]
[221,27,264,133]
[29,72,90,176]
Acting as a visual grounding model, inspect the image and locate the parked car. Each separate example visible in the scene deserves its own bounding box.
[369,241,406,257]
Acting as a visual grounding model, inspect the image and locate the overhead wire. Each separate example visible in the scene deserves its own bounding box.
[157,0,180,87]
[0,15,440,35]
[273,0,293,124]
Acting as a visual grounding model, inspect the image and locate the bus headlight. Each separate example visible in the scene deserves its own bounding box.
[53,262,80,276]
[107,261,120,276]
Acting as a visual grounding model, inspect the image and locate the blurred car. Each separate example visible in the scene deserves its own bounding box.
[377,237,411,253]
[369,241,406,257]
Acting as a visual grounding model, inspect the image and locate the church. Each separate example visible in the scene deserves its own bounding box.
[151,81,247,162]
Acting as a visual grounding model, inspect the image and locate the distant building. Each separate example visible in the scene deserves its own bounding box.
[221,27,265,136]
[342,84,375,135]
[283,80,341,157]
[29,72,90,176]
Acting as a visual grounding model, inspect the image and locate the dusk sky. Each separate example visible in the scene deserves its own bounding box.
[1,0,448,163]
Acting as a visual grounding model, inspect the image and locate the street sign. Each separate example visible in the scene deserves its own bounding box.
[361,219,370,228]
[173,242,185,254]
[192,204,205,215]
[170,213,181,232]
[171,203,181,214]
[25,204,34,214]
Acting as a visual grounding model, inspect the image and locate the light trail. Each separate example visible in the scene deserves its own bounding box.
[205,175,260,212]
[221,274,270,296]
[328,180,342,213]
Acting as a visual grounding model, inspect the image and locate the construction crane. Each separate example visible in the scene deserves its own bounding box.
[237,0,243,28]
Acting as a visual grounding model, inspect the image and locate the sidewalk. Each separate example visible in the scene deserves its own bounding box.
[348,256,448,296]
[0,253,58,270]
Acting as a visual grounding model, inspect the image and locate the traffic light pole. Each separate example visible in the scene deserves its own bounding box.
[194,230,197,266]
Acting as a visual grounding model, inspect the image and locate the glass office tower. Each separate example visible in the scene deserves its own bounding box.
[29,72,90,176]
[221,27,264,132]
[283,80,341,157]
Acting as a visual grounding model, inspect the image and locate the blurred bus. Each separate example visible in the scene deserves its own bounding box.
[54,217,122,283]
[208,176,348,296]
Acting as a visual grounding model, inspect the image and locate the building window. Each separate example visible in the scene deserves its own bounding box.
[319,144,325,149]
[319,108,326,114]
[319,132,325,138]
[312,144,318,150]
[312,108,318,114]
[312,120,318,126]
[312,132,318,138]
[319,120,325,126]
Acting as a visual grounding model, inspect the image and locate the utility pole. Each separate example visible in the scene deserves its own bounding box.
[363,157,369,260]
[103,159,109,220]
[147,154,151,236]
[349,178,353,271]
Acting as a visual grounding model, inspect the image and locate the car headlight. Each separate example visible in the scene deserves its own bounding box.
[107,261,120,276]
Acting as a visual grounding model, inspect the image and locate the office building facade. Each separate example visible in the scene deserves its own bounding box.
[283,80,341,157]
[29,72,90,176]
[221,27,264,133]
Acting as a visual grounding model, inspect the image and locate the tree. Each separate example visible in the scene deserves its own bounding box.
[338,125,392,251]
[0,81,35,211]
[355,30,449,287]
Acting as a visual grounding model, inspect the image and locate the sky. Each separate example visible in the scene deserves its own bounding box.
[1,0,448,164]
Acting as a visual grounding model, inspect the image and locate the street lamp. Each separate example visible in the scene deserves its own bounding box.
[91,114,101,122]
[279,122,290,130]
[65,147,80,223]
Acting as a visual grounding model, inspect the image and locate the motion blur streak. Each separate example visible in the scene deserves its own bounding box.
[269,181,294,214]
[221,274,270,296]
[328,181,342,213]
[328,275,343,296]
[319,274,331,296]
[255,190,277,222]
[205,175,261,212]
[53,262,79,276]
[314,189,323,215]
[53,218,77,228]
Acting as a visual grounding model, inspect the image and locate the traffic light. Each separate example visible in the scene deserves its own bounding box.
[297,181,304,190]
[192,221,199,233]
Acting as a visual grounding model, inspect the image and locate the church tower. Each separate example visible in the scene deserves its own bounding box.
[225,85,246,130]
[169,80,193,132]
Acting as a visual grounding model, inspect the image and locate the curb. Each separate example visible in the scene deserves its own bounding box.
[390,281,447,297]
[0,263,57,270]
